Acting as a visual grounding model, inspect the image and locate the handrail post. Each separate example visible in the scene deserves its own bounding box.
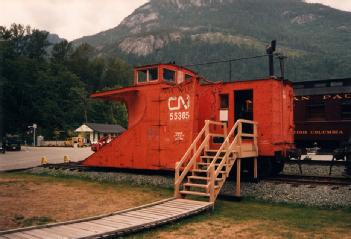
[223,123,229,148]
[205,120,210,151]
[209,164,215,202]
[253,123,258,153]
[238,121,242,157]
[174,162,180,198]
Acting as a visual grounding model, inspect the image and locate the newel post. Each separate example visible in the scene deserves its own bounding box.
[209,164,215,202]
[205,120,210,151]
[174,162,180,198]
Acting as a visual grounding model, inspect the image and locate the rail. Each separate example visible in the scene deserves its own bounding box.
[174,120,227,197]
[207,119,258,201]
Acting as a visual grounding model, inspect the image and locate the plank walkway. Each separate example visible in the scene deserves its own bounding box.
[0,198,213,239]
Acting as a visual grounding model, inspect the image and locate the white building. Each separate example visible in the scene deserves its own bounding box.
[75,123,126,144]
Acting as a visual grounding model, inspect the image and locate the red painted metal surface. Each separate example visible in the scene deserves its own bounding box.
[82,64,294,170]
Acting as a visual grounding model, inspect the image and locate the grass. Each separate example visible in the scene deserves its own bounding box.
[0,171,172,197]
[0,172,172,230]
[1,172,351,238]
[126,199,351,238]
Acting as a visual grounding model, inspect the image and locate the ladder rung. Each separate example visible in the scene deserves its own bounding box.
[180,190,210,197]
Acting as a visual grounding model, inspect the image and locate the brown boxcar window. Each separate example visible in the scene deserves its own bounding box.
[294,84,304,89]
[307,103,325,121]
[163,69,175,82]
[341,101,351,120]
[314,83,327,88]
[331,81,343,87]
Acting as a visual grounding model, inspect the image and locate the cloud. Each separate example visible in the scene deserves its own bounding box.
[305,0,351,12]
[0,0,350,41]
[0,0,149,41]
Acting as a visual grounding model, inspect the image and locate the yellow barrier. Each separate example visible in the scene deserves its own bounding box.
[64,155,70,163]
[41,156,48,165]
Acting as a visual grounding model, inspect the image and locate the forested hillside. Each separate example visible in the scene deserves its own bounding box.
[0,24,131,141]
[74,0,351,81]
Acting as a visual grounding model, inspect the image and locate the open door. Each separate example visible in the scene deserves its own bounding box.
[234,89,253,133]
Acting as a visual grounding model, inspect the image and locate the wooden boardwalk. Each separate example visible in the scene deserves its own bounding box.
[0,198,213,239]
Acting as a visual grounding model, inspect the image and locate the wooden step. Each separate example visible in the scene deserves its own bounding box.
[205,149,228,153]
[183,183,220,190]
[188,176,224,181]
[200,155,224,159]
[197,162,229,166]
[192,169,208,173]
[179,190,210,197]
[183,183,208,188]
[192,169,228,175]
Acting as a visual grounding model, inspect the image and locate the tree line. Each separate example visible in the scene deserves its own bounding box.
[0,24,131,142]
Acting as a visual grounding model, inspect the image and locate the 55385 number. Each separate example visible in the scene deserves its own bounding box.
[170,111,190,121]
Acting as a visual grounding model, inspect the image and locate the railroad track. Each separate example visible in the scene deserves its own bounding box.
[0,198,213,239]
[263,174,351,186]
[286,159,346,166]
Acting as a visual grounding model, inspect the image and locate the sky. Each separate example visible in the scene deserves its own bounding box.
[0,0,350,41]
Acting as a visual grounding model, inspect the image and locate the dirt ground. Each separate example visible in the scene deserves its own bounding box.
[0,173,169,230]
[148,218,351,239]
[1,173,350,239]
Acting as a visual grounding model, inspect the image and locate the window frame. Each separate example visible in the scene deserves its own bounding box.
[136,67,159,84]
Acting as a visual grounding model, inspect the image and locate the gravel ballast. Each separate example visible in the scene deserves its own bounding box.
[27,167,351,208]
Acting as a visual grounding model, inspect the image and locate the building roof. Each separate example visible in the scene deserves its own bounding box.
[75,123,126,134]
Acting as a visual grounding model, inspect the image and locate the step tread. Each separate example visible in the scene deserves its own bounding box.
[180,190,210,197]
[192,169,228,174]
[188,176,224,181]
[197,162,229,166]
[200,155,224,159]
[183,183,208,188]
[184,183,220,189]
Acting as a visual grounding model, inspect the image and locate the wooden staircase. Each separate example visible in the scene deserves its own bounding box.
[174,119,258,202]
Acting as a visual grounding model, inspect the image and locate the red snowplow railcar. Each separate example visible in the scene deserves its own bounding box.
[82,63,294,175]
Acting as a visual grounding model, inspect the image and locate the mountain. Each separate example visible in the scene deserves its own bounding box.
[47,33,65,44]
[73,0,351,81]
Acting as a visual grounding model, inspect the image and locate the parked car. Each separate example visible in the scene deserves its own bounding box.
[5,136,21,151]
[0,141,5,153]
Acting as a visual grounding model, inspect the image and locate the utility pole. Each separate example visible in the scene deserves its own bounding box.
[28,123,37,146]
[266,40,277,76]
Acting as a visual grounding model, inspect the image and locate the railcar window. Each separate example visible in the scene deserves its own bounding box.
[163,69,176,82]
[220,94,229,109]
[149,68,158,81]
[294,84,304,89]
[331,81,343,87]
[341,101,351,120]
[314,83,327,88]
[185,74,192,81]
[138,70,147,83]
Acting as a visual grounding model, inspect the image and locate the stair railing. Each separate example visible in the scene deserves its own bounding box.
[208,119,258,201]
[174,120,226,198]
